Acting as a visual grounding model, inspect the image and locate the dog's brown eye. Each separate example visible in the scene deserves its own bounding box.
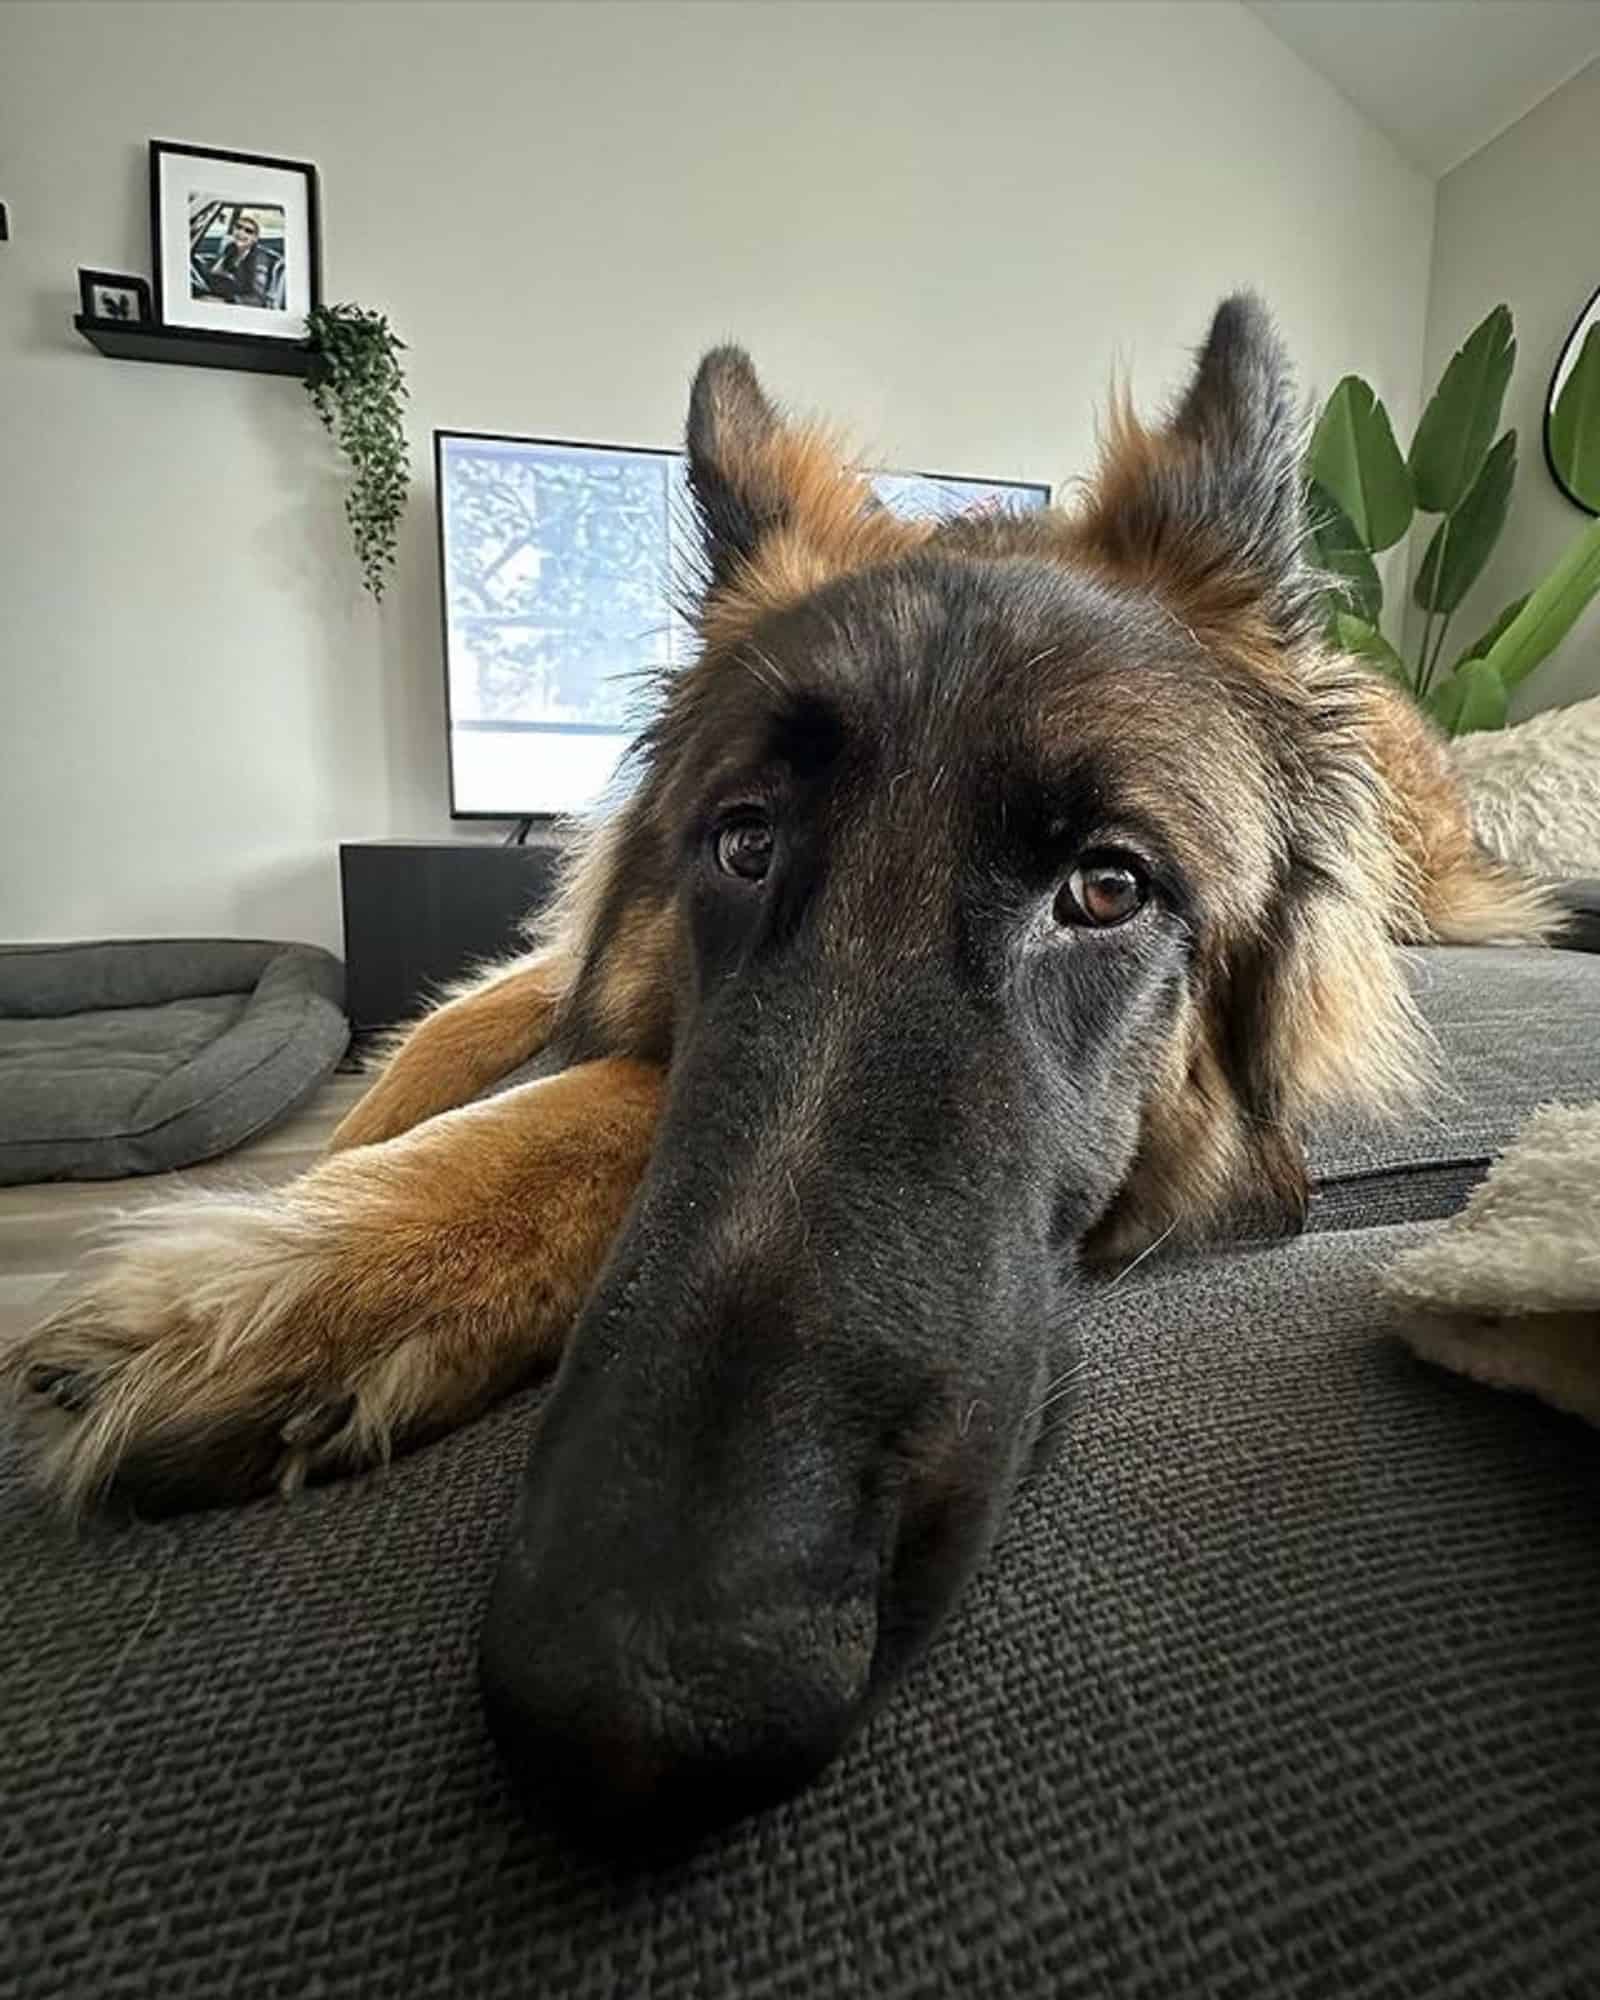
[1057,854,1147,927]
[715,814,774,882]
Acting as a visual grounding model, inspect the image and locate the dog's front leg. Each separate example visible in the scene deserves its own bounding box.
[2,1059,664,1512]
[328,949,573,1153]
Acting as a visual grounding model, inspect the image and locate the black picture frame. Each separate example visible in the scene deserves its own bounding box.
[149,140,321,340]
[77,268,152,326]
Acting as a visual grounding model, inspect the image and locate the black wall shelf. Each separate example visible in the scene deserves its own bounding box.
[75,315,314,377]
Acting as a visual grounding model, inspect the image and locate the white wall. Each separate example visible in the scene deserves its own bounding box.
[1418,56,1600,720]
[0,0,1433,954]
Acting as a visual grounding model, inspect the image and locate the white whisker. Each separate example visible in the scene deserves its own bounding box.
[1024,1356,1090,1424]
[1107,1219,1177,1289]
[743,645,792,696]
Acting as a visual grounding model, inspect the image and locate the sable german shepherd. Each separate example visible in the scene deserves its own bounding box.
[6,298,1551,1844]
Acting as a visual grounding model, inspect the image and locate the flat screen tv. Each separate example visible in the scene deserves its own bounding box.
[435,430,1050,821]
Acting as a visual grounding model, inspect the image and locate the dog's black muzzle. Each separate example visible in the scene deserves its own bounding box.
[478,964,1086,1849]
[479,1383,884,1848]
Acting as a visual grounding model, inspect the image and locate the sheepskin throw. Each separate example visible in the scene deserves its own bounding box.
[1452,692,1600,881]
[1383,1103,1600,1427]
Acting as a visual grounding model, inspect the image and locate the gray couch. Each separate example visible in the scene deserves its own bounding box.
[3,938,1599,1999]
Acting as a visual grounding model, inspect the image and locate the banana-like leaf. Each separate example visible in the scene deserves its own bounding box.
[1427,657,1509,736]
[1549,320,1600,513]
[1424,675,1463,732]
[1453,592,1529,672]
[1480,513,1600,690]
[1409,305,1515,515]
[1411,431,1516,615]
[1334,611,1410,688]
[1454,658,1511,735]
[1307,378,1413,552]
[1306,480,1382,627]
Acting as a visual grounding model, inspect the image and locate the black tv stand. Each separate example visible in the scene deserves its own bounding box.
[505,817,536,847]
[339,838,564,1030]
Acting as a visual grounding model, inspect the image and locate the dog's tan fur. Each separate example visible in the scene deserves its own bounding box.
[2,329,1557,1511]
[329,950,575,1152]
[696,424,932,654]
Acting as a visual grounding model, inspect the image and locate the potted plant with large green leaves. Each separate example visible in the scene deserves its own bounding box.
[1305,304,1600,733]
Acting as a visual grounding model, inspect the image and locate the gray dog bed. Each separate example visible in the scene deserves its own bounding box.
[0,939,349,1185]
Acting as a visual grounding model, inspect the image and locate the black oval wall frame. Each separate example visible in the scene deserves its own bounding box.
[1545,281,1600,517]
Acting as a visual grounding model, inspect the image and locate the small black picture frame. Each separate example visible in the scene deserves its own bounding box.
[150,140,321,340]
[78,268,152,326]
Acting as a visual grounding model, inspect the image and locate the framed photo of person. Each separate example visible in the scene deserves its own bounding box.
[150,141,321,339]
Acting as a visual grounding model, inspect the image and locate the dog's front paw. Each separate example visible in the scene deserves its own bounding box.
[4,1064,660,1515]
[2,1191,386,1511]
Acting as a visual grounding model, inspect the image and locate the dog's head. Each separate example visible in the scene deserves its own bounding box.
[481,297,1422,1846]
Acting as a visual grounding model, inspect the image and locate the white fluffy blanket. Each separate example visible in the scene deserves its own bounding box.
[1382,1103,1600,1426]
[1379,695,1600,1419]
[1453,691,1600,881]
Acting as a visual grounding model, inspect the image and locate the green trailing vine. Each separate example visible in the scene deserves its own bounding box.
[305,302,410,599]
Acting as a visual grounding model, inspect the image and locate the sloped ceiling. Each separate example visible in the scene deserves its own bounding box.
[1247,0,1600,175]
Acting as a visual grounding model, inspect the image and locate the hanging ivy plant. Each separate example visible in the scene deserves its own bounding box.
[305,302,410,599]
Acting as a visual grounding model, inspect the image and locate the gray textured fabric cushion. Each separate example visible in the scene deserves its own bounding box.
[1307,945,1600,1231]
[3,1222,1596,1997]
[0,939,348,1185]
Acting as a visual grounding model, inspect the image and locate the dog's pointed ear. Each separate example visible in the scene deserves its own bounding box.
[682,348,928,635]
[1074,294,1316,646]
[686,346,790,594]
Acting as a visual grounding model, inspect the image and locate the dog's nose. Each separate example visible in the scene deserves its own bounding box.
[479,1580,875,1846]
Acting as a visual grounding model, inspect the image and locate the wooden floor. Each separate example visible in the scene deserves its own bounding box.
[0,1070,370,1345]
